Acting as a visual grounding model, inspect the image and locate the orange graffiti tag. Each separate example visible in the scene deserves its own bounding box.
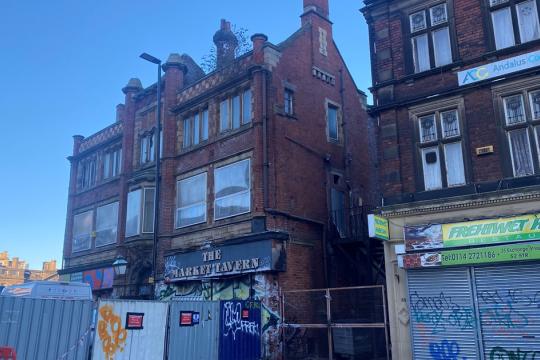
[97,305,128,360]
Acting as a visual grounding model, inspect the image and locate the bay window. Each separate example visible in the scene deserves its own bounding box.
[214,159,251,220]
[417,109,466,190]
[489,0,540,50]
[126,187,155,237]
[176,173,207,228]
[409,2,453,73]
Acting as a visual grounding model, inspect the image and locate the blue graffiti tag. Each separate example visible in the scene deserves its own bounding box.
[410,291,476,334]
[429,340,467,360]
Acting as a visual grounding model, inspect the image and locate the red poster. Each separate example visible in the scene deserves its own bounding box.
[180,311,193,326]
[125,312,144,329]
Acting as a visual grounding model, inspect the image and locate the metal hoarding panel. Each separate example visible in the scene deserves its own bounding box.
[92,300,168,360]
[219,300,261,360]
[474,263,540,359]
[408,268,479,360]
[168,301,220,360]
[0,297,93,360]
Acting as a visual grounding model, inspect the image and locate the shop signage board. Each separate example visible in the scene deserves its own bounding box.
[404,213,540,251]
[458,49,540,86]
[164,239,286,282]
[400,242,540,269]
[367,214,389,241]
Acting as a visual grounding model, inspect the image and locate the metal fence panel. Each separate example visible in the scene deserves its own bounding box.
[92,300,168,360]
[168,301,220,360]
[219,300,262,360]
[0,297,93,360]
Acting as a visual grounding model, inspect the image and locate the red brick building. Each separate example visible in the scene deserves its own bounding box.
[61,0,376,357]
[363,0,540,358]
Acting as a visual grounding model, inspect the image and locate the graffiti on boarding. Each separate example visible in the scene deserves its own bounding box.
[410,291,476,334]
[222,301,261,340]
[490,347,540,360]
[97,305,128,360]
[219,300,262,360]
[429,340,467,360]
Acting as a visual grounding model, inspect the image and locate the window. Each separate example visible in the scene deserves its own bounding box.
[95,202,119,247]
[140,132,156,165]
[284,89,294,115]
[72,210,93,252]
[176,173,207,228]
[409,3,452,73]
[327,104,340,141]
[489,0,540,49]
[501,91,540,177]
[214,159,251,220]
[126,188,155,237]
[417,109,466,190]
[78,156,97,190]
[331,188,346,237]
[220,89,252,132]
[103,147,122,180]
[183,109,209,148]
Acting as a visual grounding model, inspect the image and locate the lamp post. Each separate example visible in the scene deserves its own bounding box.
[140,52,162,299]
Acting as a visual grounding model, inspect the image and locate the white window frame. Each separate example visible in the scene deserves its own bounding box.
[421,146,443,190]
[440,109,461,139]
[507,128,535,177]
[214,159,251,220]
[175,172,208,229]
[503,94,527,125]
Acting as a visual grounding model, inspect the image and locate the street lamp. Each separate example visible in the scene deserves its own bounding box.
[140,52,162,297]
[112,256,128,276]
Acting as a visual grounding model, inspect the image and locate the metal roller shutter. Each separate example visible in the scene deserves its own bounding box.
[408,267,479,360]
[474,263,540,359]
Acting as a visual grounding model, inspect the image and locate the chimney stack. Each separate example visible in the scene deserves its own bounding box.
[213,19,238,69]
[303,0,329,18]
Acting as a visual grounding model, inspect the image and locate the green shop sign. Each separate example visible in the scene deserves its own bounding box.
[443,214,540,248]
[368,214,389,241]
[400,242,540,269]
[404,213,540,251]
[443,242,540,266]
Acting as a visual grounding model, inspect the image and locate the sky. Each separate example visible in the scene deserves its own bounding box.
[0,0,371,269]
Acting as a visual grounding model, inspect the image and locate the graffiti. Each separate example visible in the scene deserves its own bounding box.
[222,301,260,340]
[429,340,467,360]
[410,291,476,334]
[157,274,281,358]
[97,305,127,360]
[490,347,540,360]
[478,289,538,329]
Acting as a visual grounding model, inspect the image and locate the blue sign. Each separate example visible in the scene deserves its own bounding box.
[219,300,261,360]
[458,50,540,86]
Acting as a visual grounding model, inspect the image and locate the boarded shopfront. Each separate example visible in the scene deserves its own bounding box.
[400,214,540,359]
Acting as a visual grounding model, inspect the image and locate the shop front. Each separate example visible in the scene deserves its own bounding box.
[156,238,286,358]
[401,215,540,359]
[378,192,540,360]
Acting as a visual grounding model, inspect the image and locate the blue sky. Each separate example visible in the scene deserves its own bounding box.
[0,0,370,269]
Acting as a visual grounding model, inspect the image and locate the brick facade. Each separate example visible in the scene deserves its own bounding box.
[62,0,375,307]
[363,0,540,204]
